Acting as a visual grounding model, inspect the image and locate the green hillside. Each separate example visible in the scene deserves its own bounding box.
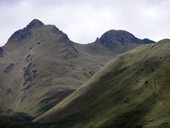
[34,39,170,128]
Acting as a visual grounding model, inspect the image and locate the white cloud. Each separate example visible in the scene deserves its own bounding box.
[0,0,170,46]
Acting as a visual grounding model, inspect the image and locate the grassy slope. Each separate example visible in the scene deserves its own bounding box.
[34,39,170,128]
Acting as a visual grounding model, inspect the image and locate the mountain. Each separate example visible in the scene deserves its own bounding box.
[77,30,154,56]
[1,19,77,116]
[34,39,170,128]
[96,30,153,48]
[0,19,153,123]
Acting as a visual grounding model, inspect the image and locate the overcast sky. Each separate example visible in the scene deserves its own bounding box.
[0,0,170,46]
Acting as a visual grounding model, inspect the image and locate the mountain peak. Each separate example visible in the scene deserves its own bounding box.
[7,19,44,42]
[95,29,154,49]
[103,29,134,36]
[26,19,44,29]
[97,29,137,45]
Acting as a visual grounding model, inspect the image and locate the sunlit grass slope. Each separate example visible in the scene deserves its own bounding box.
[35,39,170,128]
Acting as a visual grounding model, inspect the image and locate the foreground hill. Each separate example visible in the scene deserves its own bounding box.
[0,19,153,117]
[34,39,170,128]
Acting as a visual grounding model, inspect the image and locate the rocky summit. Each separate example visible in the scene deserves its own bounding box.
[95,30,154,49]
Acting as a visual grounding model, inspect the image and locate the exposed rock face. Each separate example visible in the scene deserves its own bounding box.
[3,63,15,73]
[0,47,4,57]
[8,27,31,42]
[23,62,38,89]
[7,19,44,42]
[26,19,44,29]
[50,25,75,48]
[95,30,154,49]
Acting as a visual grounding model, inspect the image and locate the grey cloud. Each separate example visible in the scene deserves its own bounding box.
[0,0,22,6]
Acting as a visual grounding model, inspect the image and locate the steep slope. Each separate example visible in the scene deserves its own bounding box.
[35,39,170,128]
[0,19,153,118]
